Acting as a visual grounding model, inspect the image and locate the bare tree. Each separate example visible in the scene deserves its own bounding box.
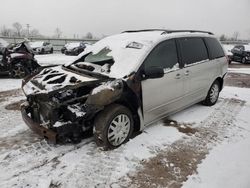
[219,34,227,41]
[30,29,41,37]
[55,27,62,38]
[1,25,12,37]
[232,31,240,41]
[85,32,93,39]
[12,22,23,37]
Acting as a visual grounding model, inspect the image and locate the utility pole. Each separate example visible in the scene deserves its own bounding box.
[26,24,30,38]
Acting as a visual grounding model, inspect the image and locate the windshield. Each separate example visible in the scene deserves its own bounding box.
[65,32,163,78]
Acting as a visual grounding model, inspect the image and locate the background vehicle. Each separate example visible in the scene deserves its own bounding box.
[29,41,53,54]
[0,41,40,78]
[231,44,250,64]
[21,30,227,149]
[61,42,90,55]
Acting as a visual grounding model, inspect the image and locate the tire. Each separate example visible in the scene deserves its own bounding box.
[203,80,220,106]
[41,48,45,54]
[50,48,53,54]
[11,64,29,78]
[93,104,134,150]
[242,57,246,64]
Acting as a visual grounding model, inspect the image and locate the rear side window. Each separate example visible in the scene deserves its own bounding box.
[178,37,208,65]
[204,37,225,59]
[144,39,178,70]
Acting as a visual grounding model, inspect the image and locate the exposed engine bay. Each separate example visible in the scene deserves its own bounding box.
[21,65,140,143]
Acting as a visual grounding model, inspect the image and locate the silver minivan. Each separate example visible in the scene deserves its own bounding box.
[21,30,228,149]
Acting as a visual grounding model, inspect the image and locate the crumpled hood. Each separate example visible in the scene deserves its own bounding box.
[22,66,99,96]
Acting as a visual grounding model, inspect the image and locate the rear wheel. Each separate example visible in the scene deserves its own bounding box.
[93,104,134,150]
[203,80,220,106]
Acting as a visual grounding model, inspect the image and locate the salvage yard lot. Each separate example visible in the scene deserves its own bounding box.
[0,57,250,188]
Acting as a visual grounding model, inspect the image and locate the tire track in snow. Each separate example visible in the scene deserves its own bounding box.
[124,98,245,188]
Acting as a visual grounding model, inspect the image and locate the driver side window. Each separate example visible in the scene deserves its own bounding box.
[144,39,178,71]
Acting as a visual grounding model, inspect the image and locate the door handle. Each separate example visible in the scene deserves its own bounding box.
[175,73,181,79]
[185,70,190,76]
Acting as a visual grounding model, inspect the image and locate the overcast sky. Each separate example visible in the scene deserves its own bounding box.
[0,0,249,39]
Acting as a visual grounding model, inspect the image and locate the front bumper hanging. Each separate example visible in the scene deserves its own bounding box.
[21,103,57,143]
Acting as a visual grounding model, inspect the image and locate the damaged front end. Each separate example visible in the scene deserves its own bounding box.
[21,66,124,143]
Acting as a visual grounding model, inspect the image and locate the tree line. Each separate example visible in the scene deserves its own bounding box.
[0,22,96,39]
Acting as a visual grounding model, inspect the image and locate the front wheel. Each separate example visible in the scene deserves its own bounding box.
[50,48,53,54]
[93,104,134,150]
[203,80,220,106]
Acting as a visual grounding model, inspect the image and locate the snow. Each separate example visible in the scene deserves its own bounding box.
[29,41,44,48]
[91,81,115,95]
[35,54,76,66]
[244,44,250,51]
[0,79,22,92]
[0,38,9,47]
[228,67,250,75]
[22,66,97,95]
[65,42,80,50]
[70,31,164,78]
[183,87,250,188]
[223,44,234,56]
[67,104,86,117]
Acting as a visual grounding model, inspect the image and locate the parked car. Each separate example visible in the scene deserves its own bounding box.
[29,41,53,54]
[61,42,90,55]
[231,44,250,64]
[0,40,40,78]
[21,29,227,149]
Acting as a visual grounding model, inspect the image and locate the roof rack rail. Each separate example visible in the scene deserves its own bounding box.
[122,29,214,35]
[161,30,214,35]
[122,29,166,33]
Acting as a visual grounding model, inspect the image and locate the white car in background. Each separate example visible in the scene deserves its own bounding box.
[29,41,53,54]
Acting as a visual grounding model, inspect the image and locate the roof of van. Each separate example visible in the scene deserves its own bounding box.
[66,30,216,79]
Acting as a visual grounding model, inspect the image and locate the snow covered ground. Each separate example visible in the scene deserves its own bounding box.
[0,54,250,187]
[183,87,250,188]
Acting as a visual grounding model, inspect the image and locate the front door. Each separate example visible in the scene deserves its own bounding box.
[141,39,185,125]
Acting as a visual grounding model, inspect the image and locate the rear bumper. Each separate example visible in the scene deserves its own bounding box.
[21,103,57,143]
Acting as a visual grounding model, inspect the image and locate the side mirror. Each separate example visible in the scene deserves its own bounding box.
[143,66,164,79]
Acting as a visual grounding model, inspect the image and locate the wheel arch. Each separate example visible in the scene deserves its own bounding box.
[215,76,224,91]
[114,94,141,133]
